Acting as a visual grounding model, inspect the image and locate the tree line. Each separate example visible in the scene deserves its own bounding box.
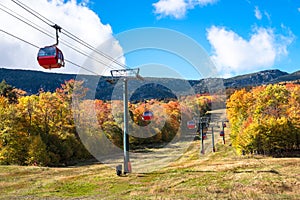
[227,83,300,156]
[0,79,213,166]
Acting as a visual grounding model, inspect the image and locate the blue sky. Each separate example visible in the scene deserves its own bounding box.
[91,0,299,78]
[0,0,299,79]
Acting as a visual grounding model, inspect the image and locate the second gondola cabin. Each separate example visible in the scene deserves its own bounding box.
[37,45,64,69]
[142,110,154,121]
[220,131,224,136]
[187,120,196,129]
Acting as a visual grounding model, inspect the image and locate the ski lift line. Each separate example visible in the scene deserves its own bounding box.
[64,59,100,75]
[0,29,99,75]
[61,30,130,70]
[59,32,123,71]
[0,29,39,48]
[58,38,117,70]
[0,5,121,71]
[11,0,131,70]
[11,0,54,26]
[0,3,56,41]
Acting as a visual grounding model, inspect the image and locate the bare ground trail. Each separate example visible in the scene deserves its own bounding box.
[101,109,228,173]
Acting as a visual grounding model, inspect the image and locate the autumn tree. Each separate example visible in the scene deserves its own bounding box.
[227,84,300,155]
[0,80,18,103]
[0,96,30,165]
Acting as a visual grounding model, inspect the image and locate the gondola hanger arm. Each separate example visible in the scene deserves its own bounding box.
[51,24,62,46]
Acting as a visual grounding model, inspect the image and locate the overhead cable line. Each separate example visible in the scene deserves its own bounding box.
[0,29,100,75]
[64,58,99,75]
[0,3,55,41]
[0,29,39,48]
[11,0,130,70]
[11,0,54,26]
[61,29,129,70]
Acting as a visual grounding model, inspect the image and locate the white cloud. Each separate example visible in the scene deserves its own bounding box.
[193,0,218,6]
[254,6,262,20]
[207,26,294,76]
[153,0,188,19]
[153,0,217,19]
[264,11,271,21]
[0,0,124,75]
[254,6,271,21]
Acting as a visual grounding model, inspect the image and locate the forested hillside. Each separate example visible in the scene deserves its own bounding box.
[227,83,300,156]
[1,68,300,100]
[0,67,300,167]
[0,79,214,166]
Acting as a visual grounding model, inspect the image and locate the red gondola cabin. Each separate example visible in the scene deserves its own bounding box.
[142,110,154,121]
[37,46,64,69]
[220,131,224,137]
[187,120,196,129]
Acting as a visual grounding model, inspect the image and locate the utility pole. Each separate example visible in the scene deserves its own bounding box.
[221,121,225,144]
[194,116,209,154]
[209,124,220,152]
[109,68,143,175]
[123,78,130,173]
[211,126,215,152]
[219,120,228,145]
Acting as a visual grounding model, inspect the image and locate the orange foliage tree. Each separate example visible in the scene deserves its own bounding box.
[227,84,300,155]
[0,79,214,166]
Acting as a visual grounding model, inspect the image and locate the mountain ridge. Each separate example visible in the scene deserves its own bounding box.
[0,67,299,100]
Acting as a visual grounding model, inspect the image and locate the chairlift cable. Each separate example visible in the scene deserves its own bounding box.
[0,29,39,48]
[0,3,55,40]
[64,59,99,75]
[11,0,54,26]
[61,30,130,69]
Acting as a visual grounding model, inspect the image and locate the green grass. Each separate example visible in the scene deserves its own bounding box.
[0,141,299,200]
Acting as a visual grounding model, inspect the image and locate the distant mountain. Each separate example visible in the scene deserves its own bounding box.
[0,68,299,100]
[0,68,76,94]
[270,70,300,83]
[224,69,289,88]
[181,69,299,93]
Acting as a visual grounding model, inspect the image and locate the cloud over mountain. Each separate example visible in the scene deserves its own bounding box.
[206,25,294,77]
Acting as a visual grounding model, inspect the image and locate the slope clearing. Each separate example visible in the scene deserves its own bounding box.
[0,140,299,199]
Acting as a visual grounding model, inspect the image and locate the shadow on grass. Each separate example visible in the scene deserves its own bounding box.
[135,170,217,177]
[233,169,280,174]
